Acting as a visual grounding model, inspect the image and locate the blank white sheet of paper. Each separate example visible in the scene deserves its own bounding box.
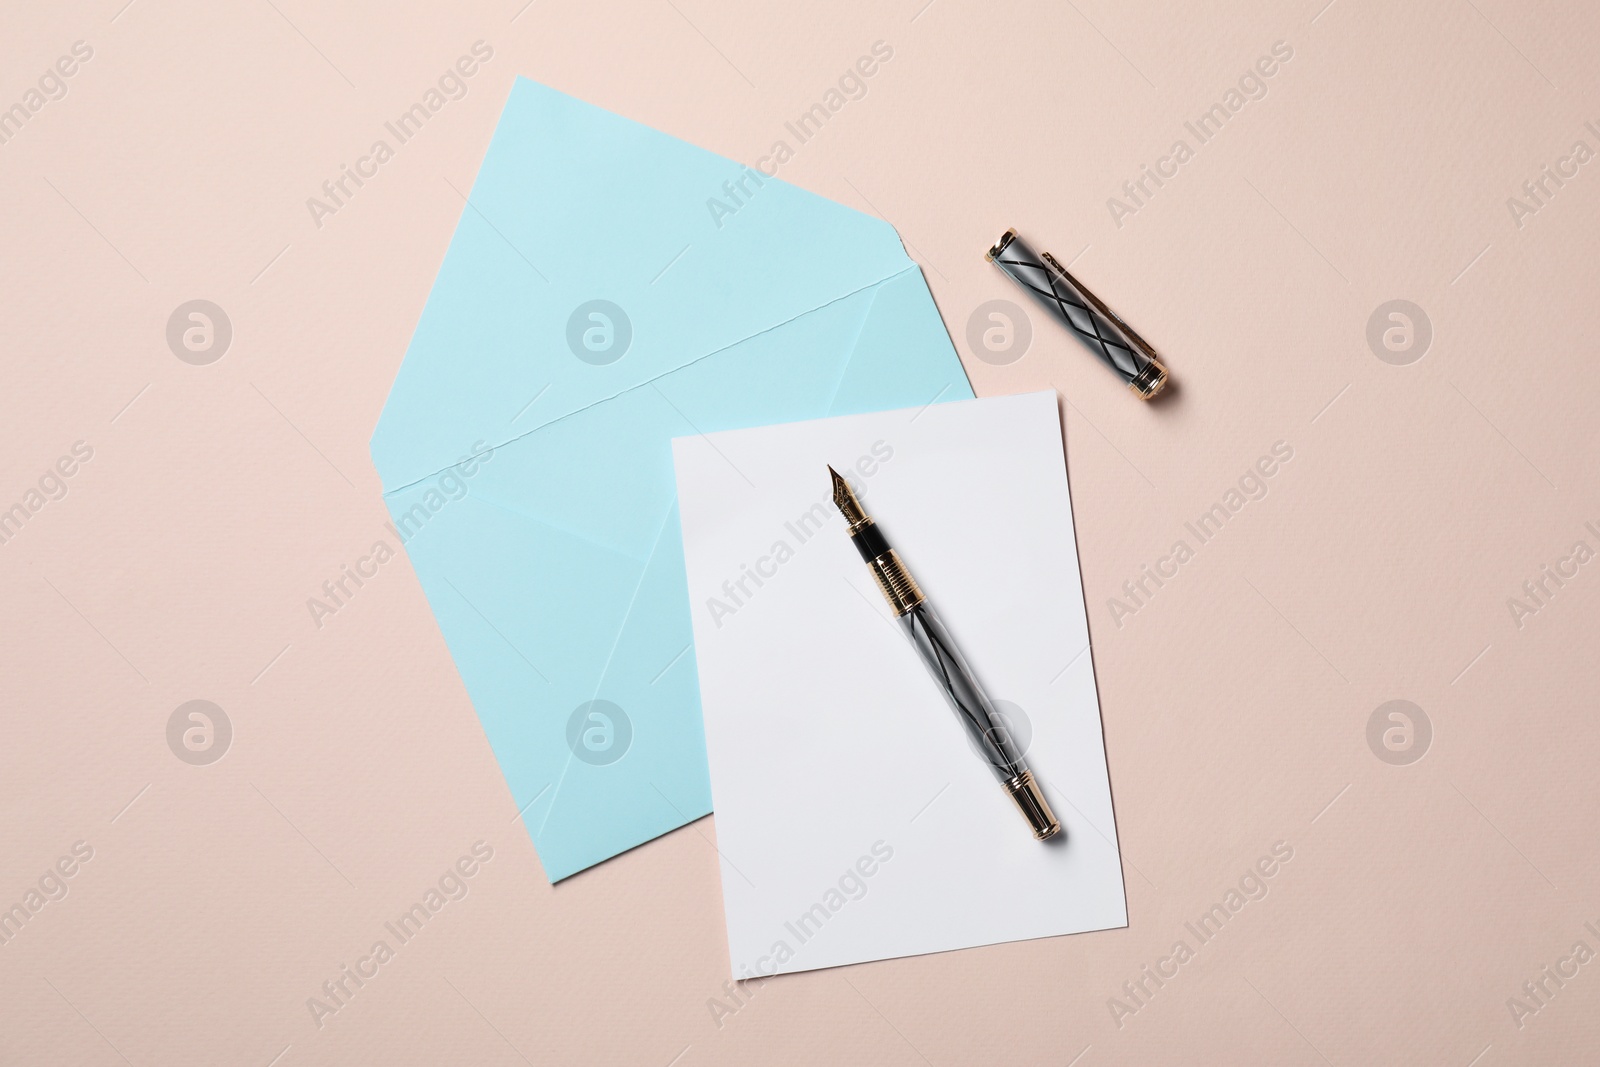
[673,391,1127,976]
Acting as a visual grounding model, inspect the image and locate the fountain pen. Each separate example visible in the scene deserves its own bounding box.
[829,467,1061,840]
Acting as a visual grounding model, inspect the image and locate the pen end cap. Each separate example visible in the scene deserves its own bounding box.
[985,228,1018,262]
[1129,359,1170,401]
[1006,771,1062,841]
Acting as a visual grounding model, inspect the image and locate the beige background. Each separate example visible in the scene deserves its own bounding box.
[3,0,1596,1063]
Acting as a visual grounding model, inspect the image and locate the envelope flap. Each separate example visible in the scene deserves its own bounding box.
[460,280,887,562]
[371,78,913,492]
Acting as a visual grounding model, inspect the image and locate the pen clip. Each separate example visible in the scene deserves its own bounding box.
[1039,252,1162,366]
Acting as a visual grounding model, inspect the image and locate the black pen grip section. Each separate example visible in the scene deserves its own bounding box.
[991,232,1154,384]
[850,521,890,562]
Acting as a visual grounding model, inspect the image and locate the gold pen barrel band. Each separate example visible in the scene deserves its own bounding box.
[867,549,924,616]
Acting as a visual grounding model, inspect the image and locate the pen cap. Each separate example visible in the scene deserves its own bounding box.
[986,229,1168,399]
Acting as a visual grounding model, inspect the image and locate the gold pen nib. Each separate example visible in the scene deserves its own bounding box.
[828,465,868,527]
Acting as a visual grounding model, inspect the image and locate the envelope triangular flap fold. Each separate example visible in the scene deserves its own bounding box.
[371,76,914,493]
[388,487,711,883]
[386,478,641,723]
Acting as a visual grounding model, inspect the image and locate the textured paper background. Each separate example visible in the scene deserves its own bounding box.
[2,0,1597,1064]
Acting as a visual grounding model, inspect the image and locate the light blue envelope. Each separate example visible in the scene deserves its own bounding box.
[370,77,973,882]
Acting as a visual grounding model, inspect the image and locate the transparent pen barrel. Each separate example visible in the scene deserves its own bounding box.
[898,601,1025,781]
